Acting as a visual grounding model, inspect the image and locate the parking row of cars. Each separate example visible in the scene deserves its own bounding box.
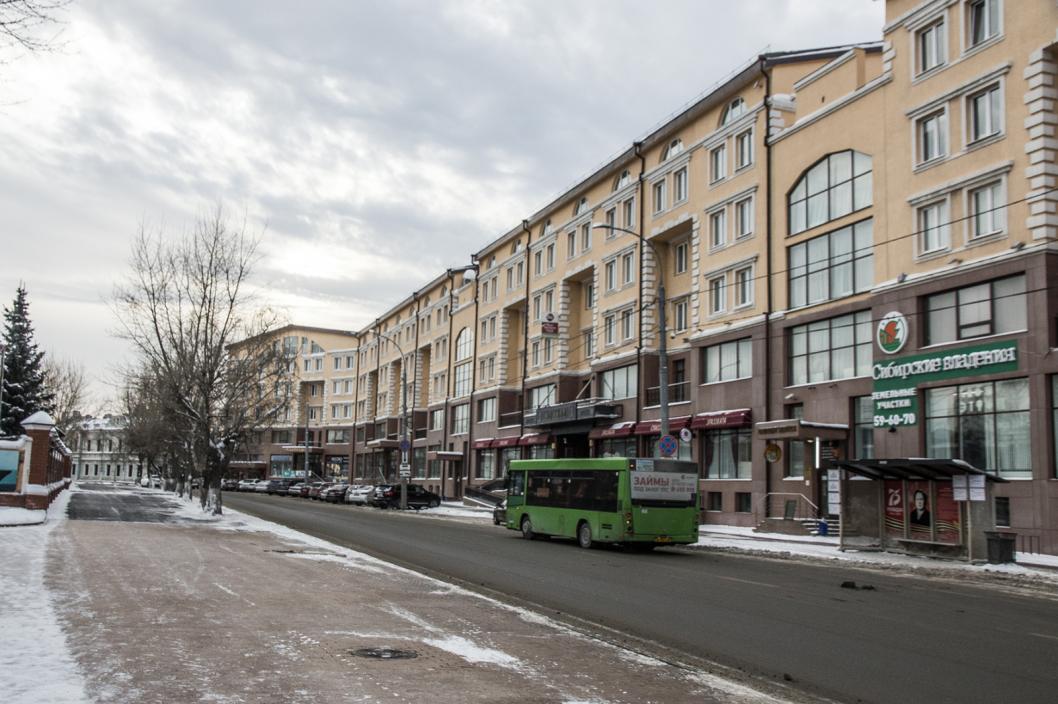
[226,478,443,510]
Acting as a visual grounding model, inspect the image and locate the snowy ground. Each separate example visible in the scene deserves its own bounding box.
[0,488,89,704]
[0,505,47,525]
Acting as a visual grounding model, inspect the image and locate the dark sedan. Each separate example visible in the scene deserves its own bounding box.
[370,484,441,510]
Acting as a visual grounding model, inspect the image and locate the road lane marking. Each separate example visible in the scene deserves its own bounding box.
[716,576,779,589]
[1029,632,1058,642]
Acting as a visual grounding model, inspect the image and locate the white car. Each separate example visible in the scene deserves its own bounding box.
[345,484,374,505]
[237,479,259,492]
[253,480,271,493]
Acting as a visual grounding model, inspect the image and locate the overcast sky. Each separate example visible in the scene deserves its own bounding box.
[0,0,884,409]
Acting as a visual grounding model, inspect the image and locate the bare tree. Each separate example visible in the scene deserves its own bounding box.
[43,355,88,433]
[112,207,293,514]
[0,0,68,55]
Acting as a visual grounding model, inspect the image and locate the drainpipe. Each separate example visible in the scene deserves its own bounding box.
[412,292,421,482]
[761,56,775,514]
[372,320,383,481]
[443,270,455,499]
[519,219,533,439]
[634,141,646,430]
[351,332,361,484]
[464,256,480,495]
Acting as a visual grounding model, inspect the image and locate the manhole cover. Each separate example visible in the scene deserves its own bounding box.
[351,647,419,660]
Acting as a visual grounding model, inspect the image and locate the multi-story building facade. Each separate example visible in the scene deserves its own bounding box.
[241,0,1058,554]
[70,415,142,482]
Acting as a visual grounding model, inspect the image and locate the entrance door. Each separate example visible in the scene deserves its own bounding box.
[558,434,589,459]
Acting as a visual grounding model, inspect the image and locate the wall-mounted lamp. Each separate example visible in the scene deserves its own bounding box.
[784,393,798,401]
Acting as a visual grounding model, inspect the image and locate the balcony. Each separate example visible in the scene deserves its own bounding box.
[523,398,621,428]
[645,381,689,407]
[499,409,523,428]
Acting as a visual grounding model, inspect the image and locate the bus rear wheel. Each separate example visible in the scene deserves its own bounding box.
[520,516,535,540]
[577,521,594,549]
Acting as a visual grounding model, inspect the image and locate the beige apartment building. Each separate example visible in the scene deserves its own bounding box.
[241,0,1058,555]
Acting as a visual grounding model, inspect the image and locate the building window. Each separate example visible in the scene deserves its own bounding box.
[546,243,555,270]
[622,198,635,228]
[708,276,726,315]
[581,223,592,252]
[531,340,540,367]
[926,274,1025,344]
[917,18,946,74]
[735,197,753,238]
[735,492,752,513]
[673,167,688,204]
[584,282,595,309]
[788,219,873,308]
[453,362,472,397]
[926,378,1029,478]
[706,492,723,511]
[621,252,635,285]
[968,180,1004,239]
[477,397,496,423]
[967,84,1001,143]
[543,337,553,364]
[567,231,576,258]
[919,200,950,254]
[527,384,556,410]
[455,328,473,361]
[430,409,445,431]
[583,330,595,358]
[605,260,617,291]
[702,428,752,479]
[994,496,1010,527]
[734,266,753,307]
[967,0,1000,48]
[710,144,727,182]
[785,404,805,478]
[709,209,726,249]
[736,130,753,169]
[674,241,688,274]
[788,310,872,385]
[604,314,616,346]
[788,150,873,235]
[661,138,683,161]
[600,364,638,400]
[853,396,875,459]
[652,180,667,214]
[703,338,752,384]
[620,308,635,340]
[720,97,746,126]
[451,404,469,435]
[476,449,496,480]
[673,299,688,332]
[918,110,948,164]
[605,207,616,234]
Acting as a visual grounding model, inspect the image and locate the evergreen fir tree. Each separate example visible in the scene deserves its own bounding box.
[1,285,54,435]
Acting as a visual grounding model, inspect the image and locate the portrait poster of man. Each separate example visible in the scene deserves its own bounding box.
[908,481,932,535]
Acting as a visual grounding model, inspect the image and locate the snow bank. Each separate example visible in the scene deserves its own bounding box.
[0,506,47,526]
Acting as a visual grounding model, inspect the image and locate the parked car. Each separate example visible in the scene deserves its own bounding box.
[309,482,333,500]
[237,479,258,491]
[222,478,240,491]
[346,485,374,505]
[370,484,441,510]
[298,481,324,498]
[321,483,349,503]
[279,480,303,496]
[493,499,506,526]
[254,479,271,493]
[266,478,299,495]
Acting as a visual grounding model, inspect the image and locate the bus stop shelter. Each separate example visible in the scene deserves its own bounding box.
[830,458,1006,562]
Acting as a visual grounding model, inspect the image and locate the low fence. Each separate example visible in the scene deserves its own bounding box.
[0,413,72,511]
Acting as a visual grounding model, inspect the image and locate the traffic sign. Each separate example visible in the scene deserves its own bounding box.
[399,463,411,478]
[399,439,410,452]
[657,434,678,458]
[679,427,692,443]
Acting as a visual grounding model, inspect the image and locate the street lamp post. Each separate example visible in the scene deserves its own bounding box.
[376,331,411,510]
[0,342,6,435]
[592,223,670,442]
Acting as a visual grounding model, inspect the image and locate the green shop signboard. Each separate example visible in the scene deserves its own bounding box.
[871,340,1018,428]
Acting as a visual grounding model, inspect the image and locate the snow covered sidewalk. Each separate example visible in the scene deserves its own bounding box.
[39,488,794,704]
[0,488,89,704]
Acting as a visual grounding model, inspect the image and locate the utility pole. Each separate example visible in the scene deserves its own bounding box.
[377,330,411,510]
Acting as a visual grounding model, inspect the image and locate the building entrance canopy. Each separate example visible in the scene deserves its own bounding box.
[754,419,847,441]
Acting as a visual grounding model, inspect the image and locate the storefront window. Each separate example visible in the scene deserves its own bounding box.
[413,447,427,479]
[477,449,496,479]
[324,455,348,481]
[853,396,874,459]
[528,445,554,459]
[785,405,804,478]
[701,429,751,479]
[270,454,293,477]
[500,447,520,476]
[925,379,1030,479]
[598,437,637,458]
[427,445,441,479]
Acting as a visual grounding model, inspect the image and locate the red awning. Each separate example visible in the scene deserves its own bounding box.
[690,408,752,430]
[427,451,464,462]
[472,438,494,449]
[492,436,520,448]
[519,433,550,446]
[588,421,635,439]
[633,416,692,435]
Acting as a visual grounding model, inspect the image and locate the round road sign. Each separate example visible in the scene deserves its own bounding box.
[658,434,678,458]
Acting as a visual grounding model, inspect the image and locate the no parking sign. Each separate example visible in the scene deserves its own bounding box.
[657,434,678,457]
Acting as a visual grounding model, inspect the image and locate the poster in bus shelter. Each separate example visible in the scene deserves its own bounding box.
[933,481,960,545]
[907,480,932,539]
[884,480,904,538]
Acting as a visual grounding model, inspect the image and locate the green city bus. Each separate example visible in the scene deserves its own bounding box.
[504,457,699,549]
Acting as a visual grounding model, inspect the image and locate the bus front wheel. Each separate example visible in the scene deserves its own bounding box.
[520,516,535,540]
[577,521,594,549]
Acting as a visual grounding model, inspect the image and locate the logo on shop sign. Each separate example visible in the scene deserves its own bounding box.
[876,311,908,355]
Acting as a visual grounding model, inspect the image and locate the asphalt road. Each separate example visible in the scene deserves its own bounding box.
[224,491,1058,704]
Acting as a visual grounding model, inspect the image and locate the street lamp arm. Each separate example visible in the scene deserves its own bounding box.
[373,329,411,509]
[590,223,662,264]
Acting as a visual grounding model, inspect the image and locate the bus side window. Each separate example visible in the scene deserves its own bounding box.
[509,472,525,497]
[594,472,619,513]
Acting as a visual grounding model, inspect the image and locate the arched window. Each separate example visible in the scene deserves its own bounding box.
[720,97,746,127]
[787,150,873,235]
[661,139,683,162]
[573,197,589,216]
[454,327,473,362]
[612,169,632,191]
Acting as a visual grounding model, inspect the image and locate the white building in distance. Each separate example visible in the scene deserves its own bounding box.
[69,415,142,482]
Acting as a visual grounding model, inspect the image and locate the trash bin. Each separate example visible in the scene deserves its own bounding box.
[984,531,1016,564]
[817,520,829,537]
